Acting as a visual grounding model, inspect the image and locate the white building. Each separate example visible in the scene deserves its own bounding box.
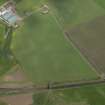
[0,1,21,27]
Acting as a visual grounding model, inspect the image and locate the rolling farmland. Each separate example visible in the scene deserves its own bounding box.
[1,0,105,105]
[49,0,105,29]
[12,11,97,84]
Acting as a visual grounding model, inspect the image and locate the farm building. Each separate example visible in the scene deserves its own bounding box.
[0,1,21,27]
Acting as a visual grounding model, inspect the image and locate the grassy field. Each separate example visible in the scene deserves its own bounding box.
[0,0,105,104]
[33,84,105,105]
[14,0,44,15]
[0,0,7,6]
[66,16,105,75]
[49,0,105,29]
[12,9,98,84]
[48,0,105,75]
[0,101,7,105]
[0,0,103,83]
[95,0,105,9]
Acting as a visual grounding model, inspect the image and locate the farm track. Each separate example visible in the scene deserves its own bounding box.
[49,4,101,77]
[64,31,103,76]
[0,79,105,95]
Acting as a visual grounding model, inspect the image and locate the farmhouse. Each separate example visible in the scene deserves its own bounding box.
[0,1,21,27]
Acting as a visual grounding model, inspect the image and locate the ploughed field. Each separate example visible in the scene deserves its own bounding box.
[66,16,105,74]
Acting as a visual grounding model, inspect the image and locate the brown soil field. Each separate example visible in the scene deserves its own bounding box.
[1,64,30,82]
[66,16,105,76]
[2,66,27,82]
[0,93,33,105]
[0,65,33,88]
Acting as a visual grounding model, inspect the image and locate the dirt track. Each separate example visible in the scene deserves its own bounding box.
[0,78,105,105]
[0,79,105,95]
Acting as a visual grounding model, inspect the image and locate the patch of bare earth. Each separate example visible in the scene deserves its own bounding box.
[0,65,33,88]
[0,93,33,105]
[0,82,33,88]
[2,65,28,82]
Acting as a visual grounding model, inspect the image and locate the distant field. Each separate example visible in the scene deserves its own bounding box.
[49,0,105,29]
[66,16,105,74]
[14,0,43,15]
[0,0,7,6]
[95,0,105,9]
[0,101,7,105]
[33,84,105,105]
[12,10,97,84]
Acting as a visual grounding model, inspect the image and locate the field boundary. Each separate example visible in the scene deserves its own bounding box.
[1,79,105,95]
[49,4,100,78]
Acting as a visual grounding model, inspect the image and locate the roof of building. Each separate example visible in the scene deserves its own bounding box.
[0,1,21,27]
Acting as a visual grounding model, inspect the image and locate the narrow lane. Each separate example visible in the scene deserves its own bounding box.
[0,79,105,95]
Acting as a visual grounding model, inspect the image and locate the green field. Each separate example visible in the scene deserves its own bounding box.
[33,84,105,105]
[95,0,105,9]
[0,101,7,105]
[1,0,105,83]
[12,9,97,84]
[1,0,105,105]
[14,0,43,15]
[49,0,105,29]
[0,0,7,6]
